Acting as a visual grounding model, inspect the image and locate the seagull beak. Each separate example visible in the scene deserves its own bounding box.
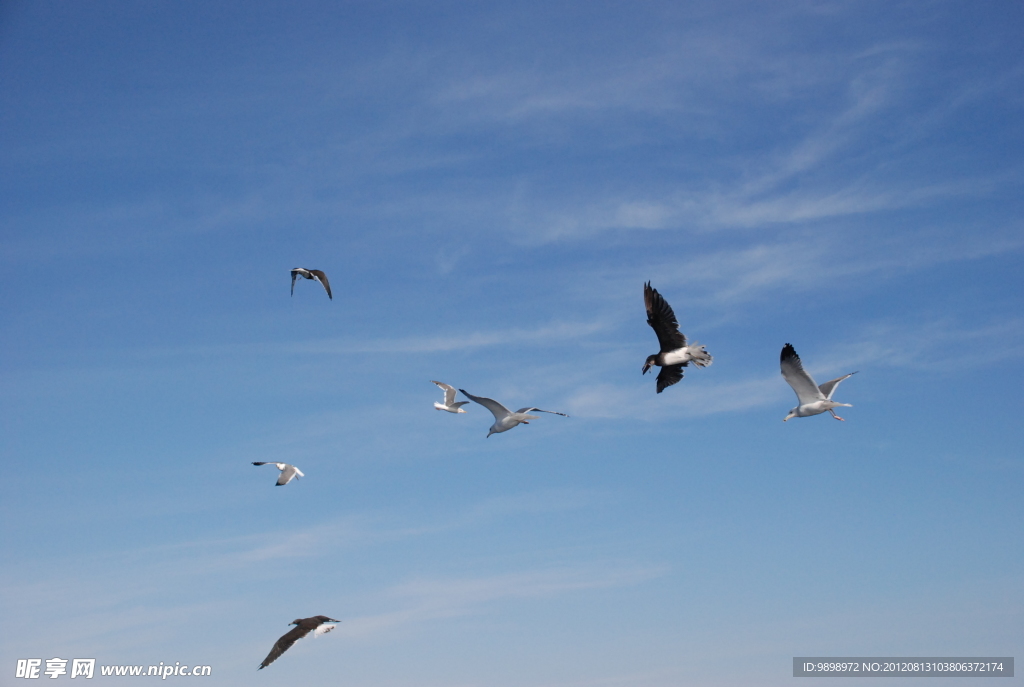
[642,363,651,375]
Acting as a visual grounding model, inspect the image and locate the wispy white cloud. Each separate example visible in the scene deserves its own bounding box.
[287,320,610,355]
[337,564,666,639]
[0,487,613,615]
[129,319,611,361]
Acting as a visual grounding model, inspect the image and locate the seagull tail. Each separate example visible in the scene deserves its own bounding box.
[687,341,713,367]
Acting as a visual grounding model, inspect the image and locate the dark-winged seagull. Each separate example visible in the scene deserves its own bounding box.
[642,282,712,393]
[459,389,567,437]
[290,268,332,300]
[258,615,339,669]
[780,343,857,421]
[252,462,304,486]
[432,380,469,413]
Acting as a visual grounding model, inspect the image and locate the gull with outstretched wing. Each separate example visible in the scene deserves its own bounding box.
[252,461,304,486]
[642,282,712,393]
[258,615,339,669]
[459,389,567,437]
[431,381,469,413]
[780,343,857,421]
[290,268,332,299]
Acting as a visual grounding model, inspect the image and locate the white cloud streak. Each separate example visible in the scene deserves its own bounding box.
[337,564,666,640]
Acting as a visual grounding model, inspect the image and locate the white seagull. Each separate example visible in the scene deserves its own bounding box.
[252,461,305,486]
[431,381,469,413]
[780,343,857,421]
[643,282,712,393]
[290,268,332,300]
[459,389,568,437]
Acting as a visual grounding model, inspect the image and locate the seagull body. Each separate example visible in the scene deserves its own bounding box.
[780,343,857,421]
[642,282,712,393]
[290,268,332,299]
[431,381,469,413]
[258,615,339,669]
[252,462,304,486]
[458,389,568,437]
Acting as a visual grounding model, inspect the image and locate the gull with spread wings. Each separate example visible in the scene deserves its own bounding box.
[258,615,339,669]
[252,461,304,486]
[780,343,857,421]
[459,389,568,437]
[290,268,332,300]
[642,282,712,393]
[431,380,469,413]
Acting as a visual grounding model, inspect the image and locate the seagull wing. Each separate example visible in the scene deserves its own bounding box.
[656,364,684,393]
[290,270,300,296]
[258,624,310,669]
[515,407,569,417]
[780,344,824,404]
[459,389,511,422]
[645,282,687,353]
[432,381,458,406]
[818,371,857,400]
[252,462,269,466]
[277,465,298,486]
[309,270,332,299]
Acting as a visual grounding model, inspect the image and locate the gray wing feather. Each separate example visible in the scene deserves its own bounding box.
[780,344,824,405]
[515,407,569,417]
[459,390,511,421]
[277,465,298,485]
[818,372,857,399]
[309,270,332,299]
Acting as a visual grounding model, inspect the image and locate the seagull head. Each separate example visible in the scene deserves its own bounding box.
[642,355,657,375]
[783,408,797,422]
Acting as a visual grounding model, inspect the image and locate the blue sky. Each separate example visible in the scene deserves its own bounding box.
[1,1,1022,684]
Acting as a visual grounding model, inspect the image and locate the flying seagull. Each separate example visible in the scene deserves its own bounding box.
[780,343,857,421]
[258,615,339,669]
[290,268,332,299]
[252,462,304,486]
[431,381,469,413]
[459,389,568,437]
[642,282,712,393]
